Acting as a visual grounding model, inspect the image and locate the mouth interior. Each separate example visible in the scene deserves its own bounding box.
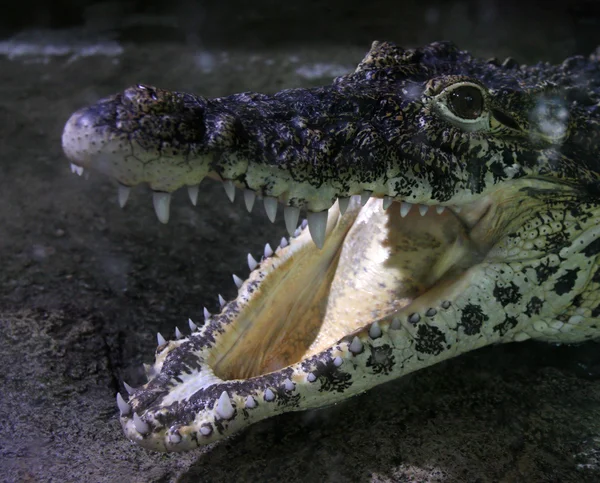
[210,197,487,381]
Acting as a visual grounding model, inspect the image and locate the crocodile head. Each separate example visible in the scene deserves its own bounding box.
[62,41,600,452]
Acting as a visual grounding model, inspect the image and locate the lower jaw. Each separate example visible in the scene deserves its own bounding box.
[119,196,485,452]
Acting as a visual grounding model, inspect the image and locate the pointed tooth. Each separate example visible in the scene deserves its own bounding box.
[436,205,446,214]
[283,206,300,236]
[307,210,328,249]
[280,237,288,248]
[248,253,258,271]
[157,332,166,346]
[118,184,131,208]
[243,189,256,212]
[263,196,278,222]
[133,413,150,434]
[152,192,171,224]
[453,205,462,213]
[301,219,308,229]
[360,190,371,206]
[369,321,382,339]
[215,391,235,420]
[382,196,393,210]
[293,227,302,238]
[116,393,131,416]
[143,363,155,379]
[283,379,295,391]
[245,396,257,409]
[123,382,135,394]
[390,316,402,330]
[264,243,273,258]
[223,180,236,202]
[338,197,350,215]
[218,294,226,308]
[264,388,275,401]
[203,307,211,320]
[349,336,363,354]
[418,204,429,216]
[188,318,198,332]
[400,202,412,218]
[70,163,84,176]
[175,327,183,339]
[233,274,243,289]
[186,185,199,206]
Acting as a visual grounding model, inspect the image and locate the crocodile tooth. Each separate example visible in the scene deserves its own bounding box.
[116,393,131,416]
[284,206,300,236]
[333,356,343,367]
[200,425,212,436]
[243,189,255,212]
[390,316,402,330]
[118,184,130,208]
[264,243,273,258]
[453,205,462,213]
[188,318,198,332]
[218,294,226,308]
[307,210,328,249]
[349,336,363,354]
[133,413,150,434]
[152,192,171,224]
[418,204,429,216]
[232,274,243,289]
[264,388,275,401]
[280,237,288,248]
[123,382,135,394]
[360,190,372,206]
[203,307,211,320]
[400,202,412,218]
[293,227,301,238]
[369,321,382,339]
[301,219,308,229]
[175,327,183,339]
[223,180,236,202]
[382,196,393,210]
[263,196,278,222]
[248,253,258,271]
[156,332,166,346]
[244,396,257,409]
[307,372,317,382]
[143,363,155,379]
[187,185,199,206]
[436,205,446,214]
[338,197,350,215]
[70,163,84,176]
[215,391,235,420]
[283,379,295,391]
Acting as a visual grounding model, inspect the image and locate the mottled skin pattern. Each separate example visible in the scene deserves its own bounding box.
[61,41,600,452]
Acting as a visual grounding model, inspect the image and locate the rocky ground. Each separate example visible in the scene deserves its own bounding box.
[1,3,600,481]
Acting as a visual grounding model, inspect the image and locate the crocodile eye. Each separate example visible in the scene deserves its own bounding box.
[432,81,489,131]
[447,86,483,120]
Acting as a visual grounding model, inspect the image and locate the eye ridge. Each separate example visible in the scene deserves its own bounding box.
[447,85,484,120]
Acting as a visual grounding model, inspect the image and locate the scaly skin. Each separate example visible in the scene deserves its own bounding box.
[62,41,600,452]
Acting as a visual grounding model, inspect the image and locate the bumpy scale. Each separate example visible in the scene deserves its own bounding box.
[62,41,600,452]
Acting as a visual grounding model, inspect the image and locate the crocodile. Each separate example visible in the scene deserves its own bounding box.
[61,41,600,452]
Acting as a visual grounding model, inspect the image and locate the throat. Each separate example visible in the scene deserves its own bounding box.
[209,197,483,381]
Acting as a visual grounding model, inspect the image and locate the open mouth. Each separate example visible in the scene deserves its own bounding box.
[62,92,498,450]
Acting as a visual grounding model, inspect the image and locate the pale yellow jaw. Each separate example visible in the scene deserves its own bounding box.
[210,196,483,381]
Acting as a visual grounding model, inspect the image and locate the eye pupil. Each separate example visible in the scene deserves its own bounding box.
[448,86,484,119]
